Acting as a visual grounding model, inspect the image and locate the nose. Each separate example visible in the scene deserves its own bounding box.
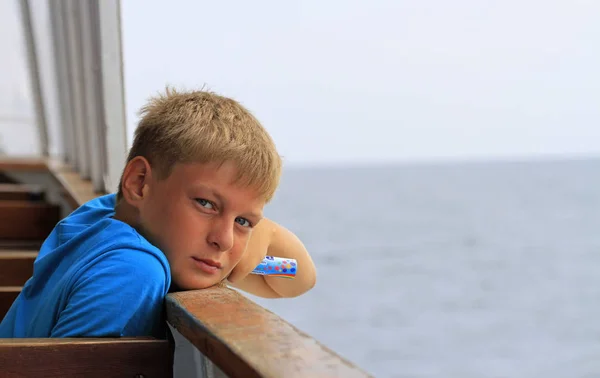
[206,218,234,252]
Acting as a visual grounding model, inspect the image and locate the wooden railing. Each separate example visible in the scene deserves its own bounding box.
[167,289,371,378]
[0,157,373,378]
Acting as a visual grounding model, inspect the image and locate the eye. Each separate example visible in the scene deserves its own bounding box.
[235,217,251,228]
[195,198,214,209]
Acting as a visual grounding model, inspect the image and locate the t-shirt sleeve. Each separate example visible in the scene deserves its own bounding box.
[51,249,169,337]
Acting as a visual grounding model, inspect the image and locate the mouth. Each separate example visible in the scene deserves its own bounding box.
[191,257,222,275]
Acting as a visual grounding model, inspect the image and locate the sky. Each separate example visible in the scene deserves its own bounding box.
[2,0,599,165]
[0,0,32,119]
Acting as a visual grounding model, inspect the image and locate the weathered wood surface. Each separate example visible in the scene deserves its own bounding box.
[0,201,60,240]
[0,184,45,201]
[0,251,37,286]
[167,287,374,378]
[0,286,20,319]
[0,338,173,378]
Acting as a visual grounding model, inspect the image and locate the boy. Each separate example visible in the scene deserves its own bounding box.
[0,88,316,338]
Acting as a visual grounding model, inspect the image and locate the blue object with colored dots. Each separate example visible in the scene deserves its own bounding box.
[251,256,297,278]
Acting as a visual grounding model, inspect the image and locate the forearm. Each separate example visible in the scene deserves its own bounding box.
[228,218,316,298]
[263,220,316,297]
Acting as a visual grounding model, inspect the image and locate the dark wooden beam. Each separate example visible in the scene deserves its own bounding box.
[0,251,37,286]
[0,338,173,378]
[0,201,60,240]
[166,287,374,378]
[0,240,42,250]
[0,286,20,319]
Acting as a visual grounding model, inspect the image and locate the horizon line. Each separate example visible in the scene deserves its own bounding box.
[281,152,600,169]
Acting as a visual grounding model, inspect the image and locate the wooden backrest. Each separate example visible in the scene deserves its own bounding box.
[0,338,173,378]
[0,179,49,319]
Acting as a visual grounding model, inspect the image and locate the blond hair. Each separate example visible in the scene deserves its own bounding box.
[117,88,281,202]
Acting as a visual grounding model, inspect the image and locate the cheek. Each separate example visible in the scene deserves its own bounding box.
[144,196,170,225]
[145,201,193,255]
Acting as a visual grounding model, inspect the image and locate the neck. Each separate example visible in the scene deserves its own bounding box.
[113,200,139,228]
[113,199,157,248]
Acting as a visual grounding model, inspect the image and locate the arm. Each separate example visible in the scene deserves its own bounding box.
[227,218,317,298]
[51,249,169,337]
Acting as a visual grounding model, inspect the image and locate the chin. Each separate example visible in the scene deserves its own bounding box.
[173,276,222,291]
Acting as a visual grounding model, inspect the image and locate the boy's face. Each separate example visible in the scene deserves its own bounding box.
[135,160,265,290]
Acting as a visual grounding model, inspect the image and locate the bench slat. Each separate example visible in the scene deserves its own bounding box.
[0,338,173,378]
[0,252,37,286]
[0,286,20,319]
[0,201,60,240]
[0,240,42,250]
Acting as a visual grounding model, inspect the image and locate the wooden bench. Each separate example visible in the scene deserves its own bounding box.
[0,172,58,322]
[0,158,373,377]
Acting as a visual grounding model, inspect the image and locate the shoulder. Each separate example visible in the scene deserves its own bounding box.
[58,217,170,276]
[51,247,171,337]
[78,246,171,291]
[82,193,117,211]
[66,193,117,221]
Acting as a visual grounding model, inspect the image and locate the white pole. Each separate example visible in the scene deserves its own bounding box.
[48,0,75,165]
[63,0,91,178]
[79,1,105,192]
[17,0,49,157]
[97,0,128,193]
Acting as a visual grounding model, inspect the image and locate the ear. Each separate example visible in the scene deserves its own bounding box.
[120,156,153,206]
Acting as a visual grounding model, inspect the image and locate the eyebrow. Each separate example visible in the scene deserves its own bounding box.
[196,184,263,220]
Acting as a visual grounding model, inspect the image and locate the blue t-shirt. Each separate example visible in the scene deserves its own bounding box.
[0,194,171,338]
